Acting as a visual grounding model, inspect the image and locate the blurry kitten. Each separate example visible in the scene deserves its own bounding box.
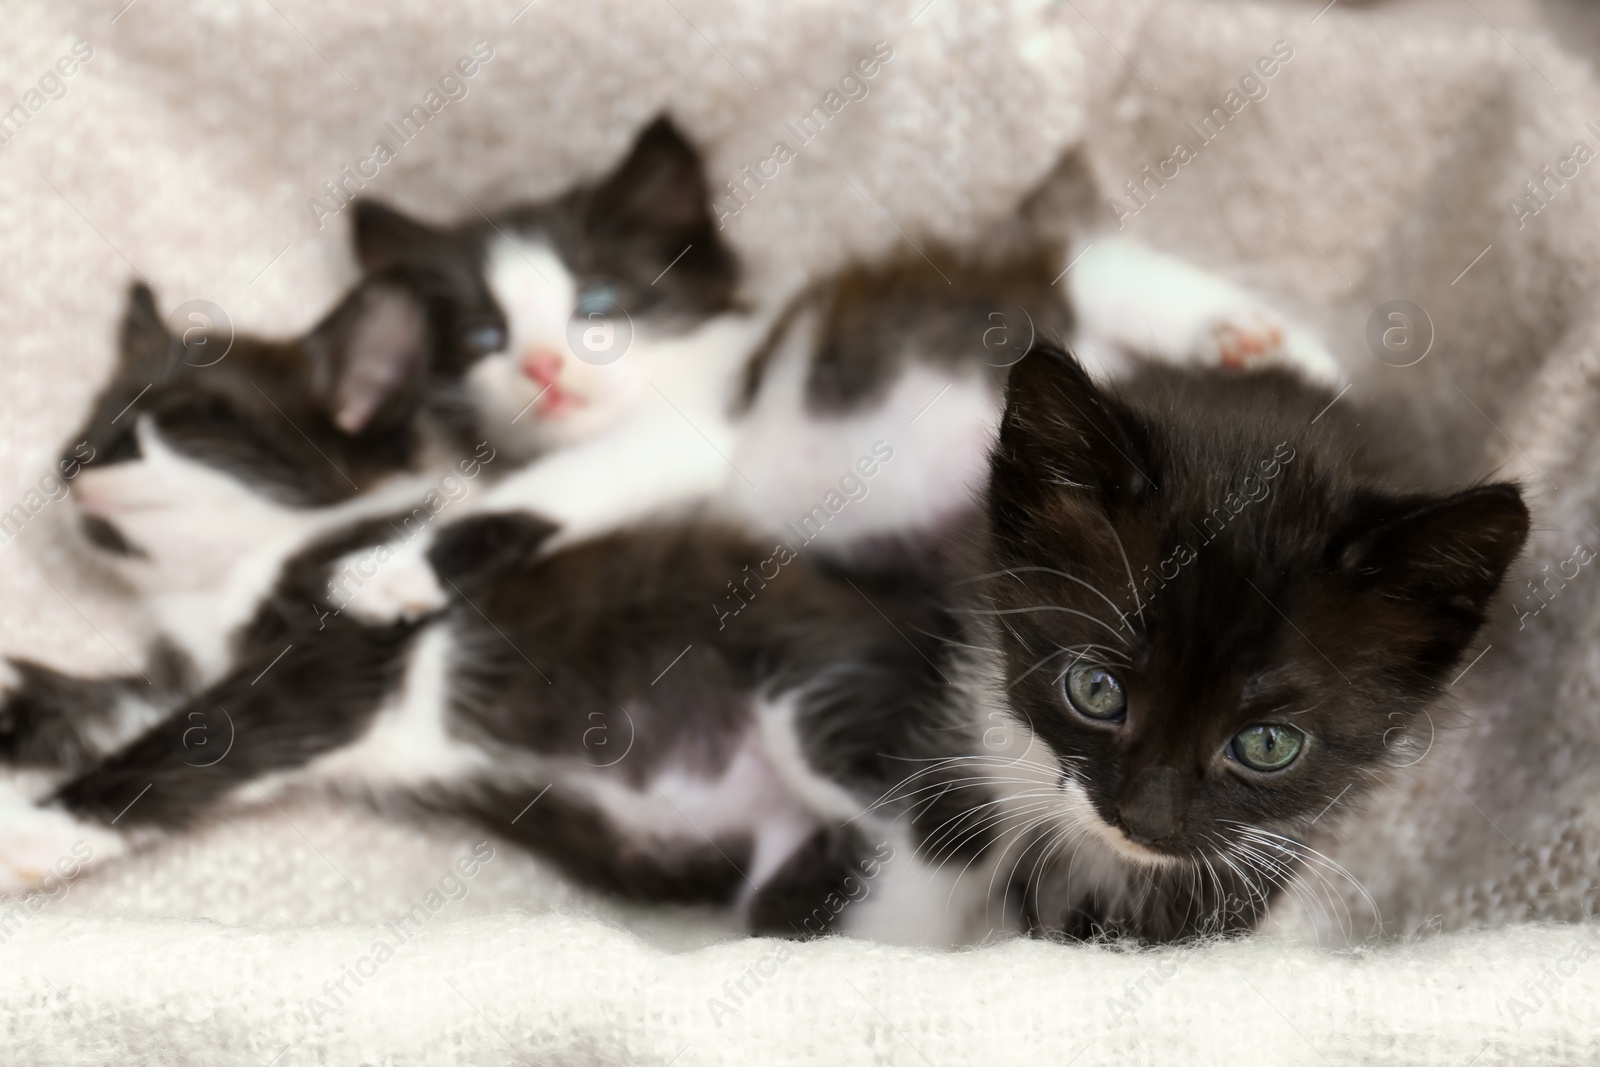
[0,345,1527,945]
[350,116,752,464]
[2,277,454,770]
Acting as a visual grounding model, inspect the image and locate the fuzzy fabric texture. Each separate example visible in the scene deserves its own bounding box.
[5,0,1600,1063]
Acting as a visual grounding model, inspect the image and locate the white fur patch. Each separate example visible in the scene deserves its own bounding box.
[291,625,490,792]
[752,693,1007,945]
[330,534,448,624]
[575,725,821,893]
[77,692,170,760]
[719,312,1002,548]
[835,823,998,946]
[71,420,439,681]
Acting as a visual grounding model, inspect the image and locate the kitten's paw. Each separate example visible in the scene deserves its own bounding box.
[428,513,559,589]
[327,534,447,624]
[1205,313,1285,370]
[1200,312,1342,386]
[0,791,122,895]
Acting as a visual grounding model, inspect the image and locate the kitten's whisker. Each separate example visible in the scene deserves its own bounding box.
[1229,837,1329,934]
[1231,831,1336,934]
[948,808,1063,912]
[957,565,1137,634]
[1233,825,1378,939]
[1212,844,1270,915]
[1232,825,1378,922]
[856,755,1052,817]
[1198,849,1230,935]
[954,604,1131,646]
[1232,835,1336,938]
[1098,513,1146,629]
[1014,821,1080,920]
[919,798,1030,862]
[1007,646,1081,691]
[923,795,1060,861]
[868,754,1074,802]
[1010,819,1091,925]
[872,769,1062,812]
[1060,641,1132,664]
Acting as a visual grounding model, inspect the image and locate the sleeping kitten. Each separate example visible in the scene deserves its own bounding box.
[0,276,454,771]
[0,345,1527,944]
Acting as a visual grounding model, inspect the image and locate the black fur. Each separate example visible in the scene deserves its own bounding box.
[983,345,1529,937]
[0,643,193,773]
[52,517,426,828]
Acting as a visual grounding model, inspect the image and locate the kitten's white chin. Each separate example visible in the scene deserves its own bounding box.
[1091,822,1183,868]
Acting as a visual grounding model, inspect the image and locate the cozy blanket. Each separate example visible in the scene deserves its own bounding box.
[5,0,1600,1062]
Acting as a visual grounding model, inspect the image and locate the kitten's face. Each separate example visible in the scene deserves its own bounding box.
[354,116,740,461]
[66,278,432,586]
[983,348,1528,878]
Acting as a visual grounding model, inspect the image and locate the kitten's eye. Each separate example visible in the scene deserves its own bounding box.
[460,323,506,353]
[1230,724,1305,772]
[575,284,620,318]
[1064,666,1126,722]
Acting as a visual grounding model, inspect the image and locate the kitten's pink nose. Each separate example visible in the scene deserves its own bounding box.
[521,350,565,387]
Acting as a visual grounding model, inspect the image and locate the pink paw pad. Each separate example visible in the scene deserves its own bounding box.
[1211,316,1286,370]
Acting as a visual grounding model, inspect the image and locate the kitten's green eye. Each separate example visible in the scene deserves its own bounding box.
[1064,666,1126,722]
[575,284,620,318]
[1230,724,1305,771]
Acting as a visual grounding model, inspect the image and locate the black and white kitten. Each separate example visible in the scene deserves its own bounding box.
[0,345,1527,944]
[0,276,457,774]
[349,115,750,465]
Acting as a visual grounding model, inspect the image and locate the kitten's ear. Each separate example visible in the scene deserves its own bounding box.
[991,343,1152,527]
[119,283,176,373]
[352,199,451,273]
[589,115,713,234]
[1333,482,1530,623]
[303,279,431,435]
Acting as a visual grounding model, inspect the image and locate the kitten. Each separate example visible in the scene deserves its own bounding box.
[350,115,753,464]
[1,277,452,771]
[0,345,1527,945]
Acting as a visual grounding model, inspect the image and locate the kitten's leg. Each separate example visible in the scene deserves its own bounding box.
[1065,236,1343,386]
[746,825,873,938]
[335,408,737,624]
[441,779,751,906]
[0,624,415,892]
[0,645,194,774]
